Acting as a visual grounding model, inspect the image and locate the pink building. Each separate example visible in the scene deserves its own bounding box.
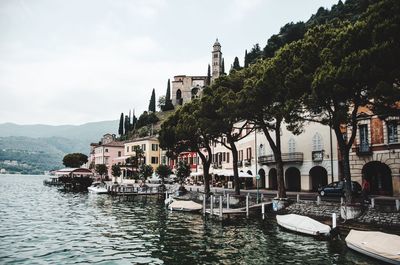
[91,134,124,178]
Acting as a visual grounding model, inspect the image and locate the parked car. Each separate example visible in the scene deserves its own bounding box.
[318,181,362,197]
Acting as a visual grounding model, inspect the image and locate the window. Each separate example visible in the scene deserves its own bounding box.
[141,144,146,151]
[388,122,398,144]
[258,144,265,156]
[246,147,252,160]
[105,148,108,153]
[226,152,230,163]
[214,53,218,58]
[359,124,369,146]
[152,144,158,151]
[126,146,129,153]
[312,133,323,151]
[118,151,121,157]
[151,157,159,164]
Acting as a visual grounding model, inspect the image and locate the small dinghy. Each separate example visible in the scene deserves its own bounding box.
[345,230,400,264]
[88,182,108,194]
[168,200,202,212]
[276,214,331,236]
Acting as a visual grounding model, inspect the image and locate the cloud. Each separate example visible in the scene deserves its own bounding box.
[225,0,263,21]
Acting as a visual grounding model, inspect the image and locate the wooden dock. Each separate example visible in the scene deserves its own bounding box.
[107,185,168,197]
[205,201,273,218]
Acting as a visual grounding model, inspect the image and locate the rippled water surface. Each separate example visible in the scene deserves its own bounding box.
[0,175,380,264]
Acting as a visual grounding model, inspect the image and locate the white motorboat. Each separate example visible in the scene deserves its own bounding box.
[88,182,108,194]
[276,214,331,236]
[345,230,400,264]
[168,200,203,212]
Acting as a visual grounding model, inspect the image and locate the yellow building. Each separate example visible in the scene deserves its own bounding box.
[124,136,161,170]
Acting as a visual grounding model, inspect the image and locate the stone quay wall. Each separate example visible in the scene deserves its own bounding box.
[284,201,400,227]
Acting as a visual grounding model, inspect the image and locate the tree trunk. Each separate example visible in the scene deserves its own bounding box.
[274,125,286,199]
[198,143,212,196]
[230,141,240,195]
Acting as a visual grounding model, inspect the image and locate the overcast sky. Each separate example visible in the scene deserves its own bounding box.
[0,0,338,125]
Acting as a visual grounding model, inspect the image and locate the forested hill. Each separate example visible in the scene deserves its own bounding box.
[244,0,379,65]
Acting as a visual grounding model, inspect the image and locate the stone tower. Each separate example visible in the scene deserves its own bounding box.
[211,38,222,81]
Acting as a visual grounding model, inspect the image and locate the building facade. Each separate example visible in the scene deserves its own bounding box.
[347,108,400,196]
[91,134,124,177]
[124,136,161,171]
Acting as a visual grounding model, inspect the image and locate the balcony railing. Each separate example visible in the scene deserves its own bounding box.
[356,144,372,156]
[258,152,304,165]
[237,160,243,167]
[244,159,251,166]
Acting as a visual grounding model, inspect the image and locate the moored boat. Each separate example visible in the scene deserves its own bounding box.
[43,177,63,186]
[345,230,400,264]
[88,182,108,194]
[276,214,331,236]
[168,200,203,212]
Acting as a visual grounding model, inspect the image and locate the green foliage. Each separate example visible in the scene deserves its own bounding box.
[111,164,121,178]
[148,88,156,112]
[138,127,149,137]
[244,50,248,68]
[139,164,153,182]
[176,161,190,184]
[166,79,171,100]
[158,96,166,111]
[62,153,88,168]
[136,111,160,129]
[155,164,172,185]
[118,113,124,135]
[207,64,211,85]
[95,164,107,177]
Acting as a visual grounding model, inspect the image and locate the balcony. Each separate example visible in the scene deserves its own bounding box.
[244,159,251,167]
[258,152,304,165]
[212,164,222,169]
[237,160,243,167]
[312,150,324,162]
[356,144,372,156]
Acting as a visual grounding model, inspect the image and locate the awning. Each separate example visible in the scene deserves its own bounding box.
[211,169,253,178]
[190,172,203,177]
[55,168,93,176]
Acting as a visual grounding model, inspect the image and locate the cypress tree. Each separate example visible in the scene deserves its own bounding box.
[207,64,211,85]
[124,115,130,135]
[221,58,225,75]
[244,49,248,68]
[148,88,156,112]
[232,56,241,70]
[118,113,124,136]
[166,79,171,100]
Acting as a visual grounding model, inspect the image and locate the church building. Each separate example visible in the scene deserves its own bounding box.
[171,39,223,106]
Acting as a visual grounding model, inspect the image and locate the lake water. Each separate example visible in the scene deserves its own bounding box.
[0,174,379,264]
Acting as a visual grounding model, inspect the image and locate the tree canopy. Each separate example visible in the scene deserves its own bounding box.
[62,153,88,168]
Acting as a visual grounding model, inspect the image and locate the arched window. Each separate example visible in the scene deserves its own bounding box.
[258,144,265,156]
[288,138,296,153]
[176,89,182,100]
[312,133,323,151]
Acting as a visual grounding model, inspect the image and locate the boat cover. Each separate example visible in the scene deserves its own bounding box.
[276,214,331,236]
[345,230,400,264]
[168,200,202,211]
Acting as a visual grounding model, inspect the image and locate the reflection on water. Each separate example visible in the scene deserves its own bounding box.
[0,175,379,264]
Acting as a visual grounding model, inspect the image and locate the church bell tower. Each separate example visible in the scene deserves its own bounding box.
[211,38,222,81]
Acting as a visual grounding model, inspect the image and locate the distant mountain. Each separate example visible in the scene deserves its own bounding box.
[0,120,119,141]
[0,120,119,174]
[0,136,88,174]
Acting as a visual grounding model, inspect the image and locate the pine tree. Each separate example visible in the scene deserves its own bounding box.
[207,64,211,85]
[244,49,248,68]
[118,113,124,136]
[148,88,156,112]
